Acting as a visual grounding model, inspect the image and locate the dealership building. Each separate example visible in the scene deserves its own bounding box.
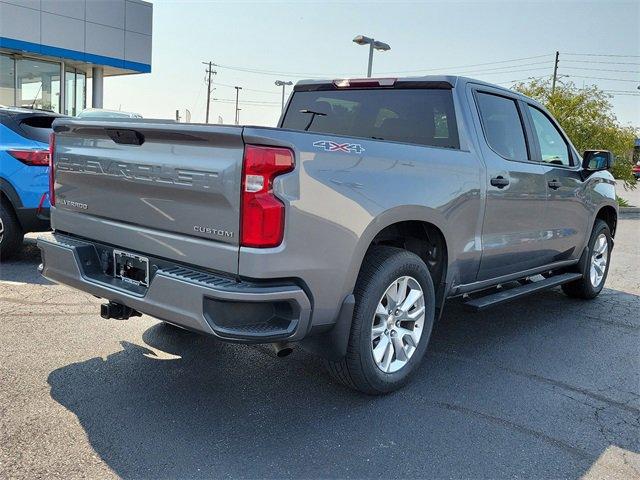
[0,0,152,115]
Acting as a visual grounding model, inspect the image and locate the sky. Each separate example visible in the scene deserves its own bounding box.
[102,0,639,128]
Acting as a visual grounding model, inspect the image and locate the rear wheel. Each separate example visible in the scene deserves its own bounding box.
[562,219,612,299]
[0,202,24,261]
[325,246,435,394]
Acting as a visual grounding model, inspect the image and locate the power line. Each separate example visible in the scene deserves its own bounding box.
[214,54,553,78]
[213,82,281,95]
[378,54,551,74]
[452,61,554,75]
[215,63,339,78]
[497,74,551,85]
[563,59,640,66]
[563,52,640,58]
[456,66,556,77]
[565,74,640,83]
[561,66,640,74]
[215,98,280,105]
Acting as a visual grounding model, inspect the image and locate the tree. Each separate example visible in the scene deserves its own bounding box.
[513,78,637,188]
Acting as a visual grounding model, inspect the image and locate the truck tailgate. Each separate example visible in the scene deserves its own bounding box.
[51,120,244,274]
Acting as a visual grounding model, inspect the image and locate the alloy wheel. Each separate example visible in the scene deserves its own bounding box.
[590,233,609,288]
[371,276,425,373]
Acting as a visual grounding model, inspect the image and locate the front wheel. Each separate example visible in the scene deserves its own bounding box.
[562,219,612,299]
[325,246,435,394]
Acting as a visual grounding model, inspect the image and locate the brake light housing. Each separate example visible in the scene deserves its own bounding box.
[333,78,397,88]
[240,145,294,248]
[7,149,50,166]
[48,132,56,206]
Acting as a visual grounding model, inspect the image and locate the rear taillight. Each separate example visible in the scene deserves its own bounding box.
[240,145,294,248]
[48,132,56,206]
[7,149,50,166]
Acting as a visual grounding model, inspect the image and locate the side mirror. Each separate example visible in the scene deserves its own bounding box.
[582,150,613,171]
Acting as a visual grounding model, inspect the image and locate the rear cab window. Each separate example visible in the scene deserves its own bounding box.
[281,88,460,149]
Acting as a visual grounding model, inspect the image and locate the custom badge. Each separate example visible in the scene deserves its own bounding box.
[313,140,365,154]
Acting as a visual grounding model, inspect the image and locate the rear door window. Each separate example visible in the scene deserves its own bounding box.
[475,92,529,161]
[281,88,460,149]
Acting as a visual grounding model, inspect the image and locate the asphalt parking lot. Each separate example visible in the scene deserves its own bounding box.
[1,216,639,479]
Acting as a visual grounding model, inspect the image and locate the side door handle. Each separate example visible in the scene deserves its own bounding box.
[490,176,509,188]
[548,179,562,190]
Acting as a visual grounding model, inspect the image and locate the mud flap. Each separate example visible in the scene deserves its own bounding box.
[300,294,355,361]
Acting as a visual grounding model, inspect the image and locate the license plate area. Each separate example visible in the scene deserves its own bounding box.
[113,250,149,287]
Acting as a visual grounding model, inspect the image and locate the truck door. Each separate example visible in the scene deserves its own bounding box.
[523,104,590,262]
[470,88,549,281]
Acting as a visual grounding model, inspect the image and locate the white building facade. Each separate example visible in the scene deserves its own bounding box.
[0,0,152,115]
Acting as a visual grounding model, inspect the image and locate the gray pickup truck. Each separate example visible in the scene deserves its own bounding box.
[38,76,617,394]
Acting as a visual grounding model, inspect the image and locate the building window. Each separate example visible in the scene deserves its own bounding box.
[16,58,61,112]
[65,68,86,116]
[0,54,15,106]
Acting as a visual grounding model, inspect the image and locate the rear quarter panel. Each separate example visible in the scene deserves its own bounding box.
[241,126,484,327]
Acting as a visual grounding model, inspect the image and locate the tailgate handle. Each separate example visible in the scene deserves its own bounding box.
[106,128,145,146]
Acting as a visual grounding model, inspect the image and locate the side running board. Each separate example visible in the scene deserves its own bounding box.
[465,272,583,311]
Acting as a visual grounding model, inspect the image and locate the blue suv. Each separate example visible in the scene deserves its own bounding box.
[0,107,60,259]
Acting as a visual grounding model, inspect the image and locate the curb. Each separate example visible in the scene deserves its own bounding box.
[620,207,640,216]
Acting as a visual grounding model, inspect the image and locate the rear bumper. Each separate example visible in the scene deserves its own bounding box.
[37,233,312,343]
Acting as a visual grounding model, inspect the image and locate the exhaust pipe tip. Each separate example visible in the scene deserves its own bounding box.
[274,344,294,357]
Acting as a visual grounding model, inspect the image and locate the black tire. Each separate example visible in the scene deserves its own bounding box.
[0,201,24,261]
[562,219,612,299]
[325,246,436,395]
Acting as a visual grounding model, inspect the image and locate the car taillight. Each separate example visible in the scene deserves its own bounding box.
[7,149,50,166]
[49,132,56,206]
[241,145,294,248]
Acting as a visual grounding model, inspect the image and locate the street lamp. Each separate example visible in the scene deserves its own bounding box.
[352,35,391,77]
[275,80,293,113]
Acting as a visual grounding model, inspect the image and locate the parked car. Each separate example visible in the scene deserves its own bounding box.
[0,107,60,259]
[77,108,143,119]
[38,76,617,394]
[632,161,640,179]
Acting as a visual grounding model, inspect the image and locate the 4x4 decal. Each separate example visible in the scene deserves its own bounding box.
[312,140,365,154]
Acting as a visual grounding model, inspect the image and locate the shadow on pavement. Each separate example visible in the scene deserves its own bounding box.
[47,288,640,479]
[0,239,52,285]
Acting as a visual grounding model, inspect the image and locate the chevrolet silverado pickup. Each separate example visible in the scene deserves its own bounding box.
[38,76,618,394]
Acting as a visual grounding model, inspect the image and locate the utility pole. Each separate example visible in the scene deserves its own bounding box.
[202,61,217,123]
[234,86,242,125]
[551,51,559,95]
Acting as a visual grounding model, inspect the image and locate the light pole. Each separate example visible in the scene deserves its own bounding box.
[275,80,293,113]
[352,35,391,77]
[234,86,242,125]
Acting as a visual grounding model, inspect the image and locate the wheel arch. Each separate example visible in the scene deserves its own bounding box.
[595,205,617,238]
[345,207,451,317]
[0,178,22,210]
